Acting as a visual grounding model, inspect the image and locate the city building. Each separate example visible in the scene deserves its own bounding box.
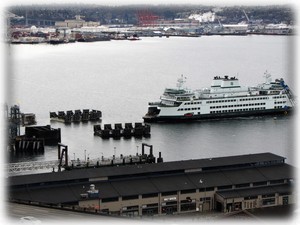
[55,15,100,28]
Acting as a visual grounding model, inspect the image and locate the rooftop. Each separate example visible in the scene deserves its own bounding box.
[8,157,293,204]
[9,152,285,187]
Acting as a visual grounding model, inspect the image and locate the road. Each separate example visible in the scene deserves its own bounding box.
[4,202,125,224]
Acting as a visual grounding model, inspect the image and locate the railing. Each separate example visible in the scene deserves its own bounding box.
[6,160,60,175]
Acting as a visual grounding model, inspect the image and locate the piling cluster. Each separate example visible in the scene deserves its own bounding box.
[14,137,45,153]
[13,125,61,154]
[94,123,150,139]
[50,109,102,123]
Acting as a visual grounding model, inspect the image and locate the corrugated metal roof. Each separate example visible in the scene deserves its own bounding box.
[187,170,232,188]
[150,174,195,192]
[9,152,284,186]
[216,184,292,199]
[221,167,267,184]
[9,163,293,204]
[110,178,158,196]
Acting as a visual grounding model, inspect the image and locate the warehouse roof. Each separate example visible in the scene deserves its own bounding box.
[9,152,285,187]
[216,183,293,199]
[9,163,294,204]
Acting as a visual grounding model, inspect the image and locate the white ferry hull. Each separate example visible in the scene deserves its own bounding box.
[143,74,295,123]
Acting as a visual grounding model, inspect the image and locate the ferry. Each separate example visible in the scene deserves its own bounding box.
[143,72,295,122]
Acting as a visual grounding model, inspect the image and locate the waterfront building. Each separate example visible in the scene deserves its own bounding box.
[9,152,294,217]
[55,15,100,28]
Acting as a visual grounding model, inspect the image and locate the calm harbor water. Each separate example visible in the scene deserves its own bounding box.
[8,35,295,165]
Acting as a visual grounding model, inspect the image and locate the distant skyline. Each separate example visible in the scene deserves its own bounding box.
[2,0,298,6]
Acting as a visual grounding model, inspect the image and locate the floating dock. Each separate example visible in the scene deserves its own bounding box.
[25,125,61,145]
[94,122,150,139]
[14,137,44,154]
[11,125,60,154]
[50,109,102,123]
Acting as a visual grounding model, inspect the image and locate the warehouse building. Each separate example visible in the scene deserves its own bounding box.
[9,152,294,216]
[55,15,100,28]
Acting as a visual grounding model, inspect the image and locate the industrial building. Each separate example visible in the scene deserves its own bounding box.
[55,15,100,28]
[8,152,294,217]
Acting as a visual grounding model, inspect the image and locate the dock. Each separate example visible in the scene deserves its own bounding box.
[50,109,102,123]
[94,122,150,139]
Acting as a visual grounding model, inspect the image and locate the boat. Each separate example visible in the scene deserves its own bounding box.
[143,72,295,122]
[127,34,140,41]
[10,36,46,44]
[77,34,110,42]
[49,37,65,45]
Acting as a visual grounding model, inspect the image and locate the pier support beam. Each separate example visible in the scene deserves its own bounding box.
[58,143,68,171]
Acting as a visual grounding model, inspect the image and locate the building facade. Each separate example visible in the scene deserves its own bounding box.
[77,153,294,216]
[55,15,100,28]
[9,152,294,217]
